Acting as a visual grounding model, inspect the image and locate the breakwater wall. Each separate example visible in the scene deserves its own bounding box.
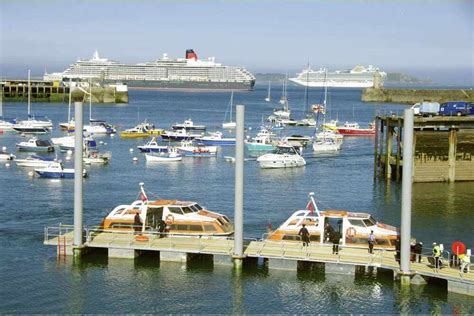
[362,88,474,104]
[1,80,128,103]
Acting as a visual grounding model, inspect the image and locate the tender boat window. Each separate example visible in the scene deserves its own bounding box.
[168,207,184,215]
[348,219,366,227]
[188,224,204,231]
[363,217,376,227]
[189,205,200,212]
[194,204,203,211]
[203,225,217,232]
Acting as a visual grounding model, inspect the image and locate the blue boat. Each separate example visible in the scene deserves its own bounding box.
[35,162,87,179]
[137,137,169,153]
[195,132,236,146]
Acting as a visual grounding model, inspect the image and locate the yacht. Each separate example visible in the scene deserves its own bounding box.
[15,155,57,168]
[172,119,206,131]
[100,183,234,236]
[161,129,202,141]
[137,137,169,153]
[257,144,306,169]
[245,126,276,152]
[195,131,236,146]
[35,162,87,179]
[16,138,55,152]
[267,193,399,249]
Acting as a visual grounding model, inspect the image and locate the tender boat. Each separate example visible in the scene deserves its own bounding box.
[161,129,202,141]
[172,119,206,131]
[16,138,55,152]
[15,155,57,168]
[0,151,15,160]
[35,162,88,178]
[267,193,399,250]
[177,140,217,157]
[195,131,236,146]
[137,137,169,153]
[145,148,182,162]
[257,144,306,169]
[100,183,233,236]
[84,119,116,135]
[337,122,375,136]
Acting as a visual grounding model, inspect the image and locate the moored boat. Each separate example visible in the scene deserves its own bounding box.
[16,138,55,152]
[161,129,202,141]
[195,131,236,146]
[137,137,169,153]
[172,119,206,131]
[0,151,15,160]
[257,144,306,169]
[120,122,158,138]
[337,122,375,136]
[15,155,57,168]
[100,183,234,236]
[35,162,88,178]
[12,121,50,134]
[267,193,399,249]
[145,148,182,162]
[177,140,217,157]
[245,126,276,152]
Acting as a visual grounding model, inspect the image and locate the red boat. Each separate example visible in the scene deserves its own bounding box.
[337,122,375,136]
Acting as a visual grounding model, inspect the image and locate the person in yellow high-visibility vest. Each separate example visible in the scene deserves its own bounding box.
[433,242,441,269]
[459,253,471,273]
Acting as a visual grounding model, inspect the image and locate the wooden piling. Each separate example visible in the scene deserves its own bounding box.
[448,129,457,183]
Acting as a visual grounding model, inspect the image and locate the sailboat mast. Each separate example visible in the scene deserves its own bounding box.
[89,79,92,122]
[67,78,72,123]
[304,63,309,113]
[230,91,234,122]
[27,69,31,117]
[267,81,271,100]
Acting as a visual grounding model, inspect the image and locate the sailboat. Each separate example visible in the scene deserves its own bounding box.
[0,93,15,131]
[222,91,236,129]
[271,74,291,120]
[83,82,116,135]
[313,69,343,153]
[59,79,75,131]
[13,70,52,134]
[265,81,271,102]
[297,64,316,127]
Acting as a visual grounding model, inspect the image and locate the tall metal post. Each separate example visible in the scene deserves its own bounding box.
[74,101,84,248]
[233,105,245,265]
[400,109,414,280]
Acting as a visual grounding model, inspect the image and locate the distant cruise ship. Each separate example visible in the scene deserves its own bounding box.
[290,65,386,88]
[44,49,256,90]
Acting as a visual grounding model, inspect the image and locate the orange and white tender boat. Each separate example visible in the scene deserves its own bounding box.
[267,193,399,249]
[100,183,233,236]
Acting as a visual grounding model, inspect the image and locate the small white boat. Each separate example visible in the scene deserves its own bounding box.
[16,138,55,152]
[84,119,116,135]
[35,162,88,178]
[145,148,182,162]
[51,135,74,146]
[222,91,236,129]
[161,129,202,141]
[177,140,217,157]
[0,151,15,160]
[15,155,57,168]
[172,119,206,131]
[12,120,50,134]
[257,144,306,169]
[312,138,342,153]
[83,146,111,164]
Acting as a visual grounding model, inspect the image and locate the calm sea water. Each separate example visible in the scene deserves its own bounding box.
[0,85,473,313]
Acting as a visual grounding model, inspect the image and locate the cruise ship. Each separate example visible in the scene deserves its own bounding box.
[44,49,256,90]
[290,65,386,88]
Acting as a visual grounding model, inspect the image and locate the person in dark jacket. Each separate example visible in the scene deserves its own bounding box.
[331,230,341,254]
[324,223,334,243]
[298,224,310,247]
[414,241,423,263]
[134,212,142,235]
[394,238,401,264]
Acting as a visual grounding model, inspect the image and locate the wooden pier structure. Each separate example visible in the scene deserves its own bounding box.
[44,226,474,296]
[374,115,474,182]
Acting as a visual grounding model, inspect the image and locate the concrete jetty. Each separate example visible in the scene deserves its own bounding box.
[1,79,128,103]
[362,87,474,104]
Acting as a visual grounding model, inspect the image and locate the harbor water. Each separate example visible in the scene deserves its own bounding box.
[0,85,473,313]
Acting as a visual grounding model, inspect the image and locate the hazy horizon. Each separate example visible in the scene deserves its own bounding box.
[1,0,473,85]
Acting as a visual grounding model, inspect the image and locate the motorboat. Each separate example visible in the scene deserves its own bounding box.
[177,140,217,157]
[337,122,375,136]
[137,137,169,153]
[295,116,317,127]
[282,135,312,148]
[245,126,276,152]
[0,118,15,131]
[12,120,50,134]
[120,121,157,138]
[161,129,202,141]
[59,136,97,152]
[15,155,57,168]
[267,193,399,250]
[83,146,111,165]
[59,119,75,131]
[257,144,306,169]
[195,131,236,146]
[314,130,343,142]
[51,135,74,146]
[100,183,233,236]
[16,138,54,152]
[145,148,182,162]
[35,162,87,179]
[172,119,206,131]
[84,119,116,135]
[313,129,343,153]
[0,151,15,160]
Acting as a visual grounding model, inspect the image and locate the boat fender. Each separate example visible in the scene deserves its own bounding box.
[346,227,356,238]
[135,235,149,242]
[165,214,174,225]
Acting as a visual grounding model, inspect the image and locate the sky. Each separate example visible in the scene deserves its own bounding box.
[1,0,473,84]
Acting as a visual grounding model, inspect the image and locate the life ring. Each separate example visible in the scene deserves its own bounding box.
[346,227,356,238]
[135,235,149,242]
[165,214,174,225]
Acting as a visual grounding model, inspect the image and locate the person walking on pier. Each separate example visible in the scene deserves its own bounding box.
[134,212,142,235]
[298,224,310,247]
[414,241,423,263]
[331,230,341,254]
[368,230,375,254]
[433,242,441,269]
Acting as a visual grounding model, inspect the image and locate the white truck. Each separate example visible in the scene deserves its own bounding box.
[411,102,440,116]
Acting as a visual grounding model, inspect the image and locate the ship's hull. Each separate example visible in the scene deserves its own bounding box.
[290,78,375,88]
[105,80,255,91]
[337,128,375,136]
